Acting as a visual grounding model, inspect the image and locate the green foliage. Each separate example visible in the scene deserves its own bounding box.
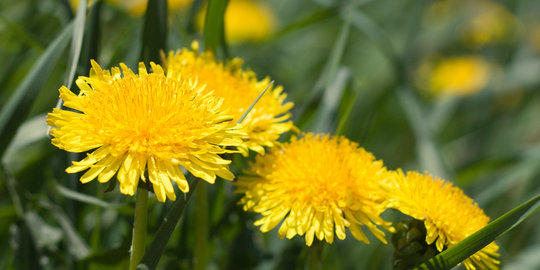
[1,0,540,269]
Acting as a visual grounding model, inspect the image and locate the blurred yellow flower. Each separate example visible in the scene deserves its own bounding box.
[197,0,276,43]
[47,60,244,202]
[385,170,500,270]
[165,43,294,155]
[427,56,490,97]
[461,1,515,47]
[426,0,514,47]
[235,134,393,246]
[529,25,540,54]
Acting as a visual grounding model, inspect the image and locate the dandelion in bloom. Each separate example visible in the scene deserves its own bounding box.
[165,43,294,155]
[386,170,500,270]
[425,55,490,97]
[235,133,393,246]
[196,0,276,43]
[47,60,244,202]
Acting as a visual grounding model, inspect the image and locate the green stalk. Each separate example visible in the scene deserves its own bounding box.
[194,183,208,270]
[130,189,149,270]
[306,240,324,270]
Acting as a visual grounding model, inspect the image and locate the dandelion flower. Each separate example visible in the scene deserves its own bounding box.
[428,55,490,97]
[386,170,500,270]
[165,43,294,155]
[196,0,276,43]
[235,133,393,246]
[47,60,244,202]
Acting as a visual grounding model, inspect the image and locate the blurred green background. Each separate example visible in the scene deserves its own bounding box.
[1,0,539,269]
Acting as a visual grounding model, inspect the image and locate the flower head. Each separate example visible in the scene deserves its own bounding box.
[165,43,294,155]
[47,60,244,202]
[427,55,490,97]
[196,0,276,43]
[386,170,500,270]
[235,133,393,246]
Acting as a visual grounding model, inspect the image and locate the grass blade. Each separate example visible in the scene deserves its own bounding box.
[0,14,45,52]
[237,80,273,124]
[66,0,87,90]
[52,0,87,113]
[54,182,124,210]
[295,4,352,123]
[138,180,199,270]
[140,0,167,63]
[310,67,351,133]
[397,88,449,180]
[415,194,540,270]
[0,21,74,159]
[40,198,92,259]
[2,114,48,165]
[203,0,227,55]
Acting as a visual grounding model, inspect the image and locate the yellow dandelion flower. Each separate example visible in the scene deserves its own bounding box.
[428,56,490,97]
[386,170,500,270]
[235,133,393,246]
[196,0,276,43]
[47,60,244,202]
[165,43,294,155]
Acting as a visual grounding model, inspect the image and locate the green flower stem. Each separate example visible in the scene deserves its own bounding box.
[306,240,324,270]
[130,189,148,270]
[194,182,208,270]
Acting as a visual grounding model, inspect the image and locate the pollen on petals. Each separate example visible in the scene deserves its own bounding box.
[385,170,500,270]
[235,133,393,246]
[164,44,294,156]
[47,60,245,202]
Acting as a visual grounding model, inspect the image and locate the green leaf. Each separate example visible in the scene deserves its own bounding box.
[138,180,199,270]
[81,235,131,265]
[2,114,48,165]
[397,89,449,180]
[0,21,74,159]
[24,211,63,251]
[0,14,45,52]
[335,84,358,136]
[140,0,167,63]
[41,199,91,259]
[203,0,228,55]
[53,182,125,210]
[271,8,334,41]
[65,0,87,90]
[310,67,352,134]
[295,5,352,124]
[415,194,540,270]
